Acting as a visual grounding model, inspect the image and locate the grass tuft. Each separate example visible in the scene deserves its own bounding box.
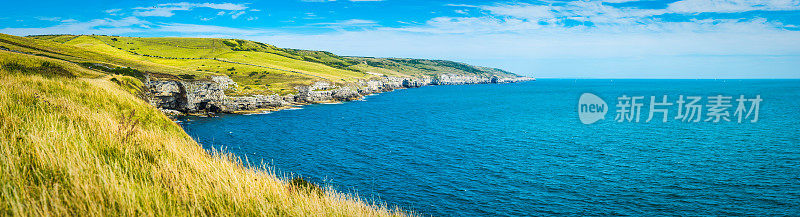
[290,177,324,196]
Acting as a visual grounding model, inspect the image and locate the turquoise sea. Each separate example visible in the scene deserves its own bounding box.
[179,79,800,216]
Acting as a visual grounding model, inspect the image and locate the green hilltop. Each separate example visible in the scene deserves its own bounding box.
[11,34,522,96]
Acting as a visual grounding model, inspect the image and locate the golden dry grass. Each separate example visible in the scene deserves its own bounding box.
[0,50,409,216]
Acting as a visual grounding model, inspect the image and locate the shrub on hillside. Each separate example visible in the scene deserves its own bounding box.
[178,74,196,80]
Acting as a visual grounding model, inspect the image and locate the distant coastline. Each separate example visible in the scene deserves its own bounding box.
[146,73,535,116]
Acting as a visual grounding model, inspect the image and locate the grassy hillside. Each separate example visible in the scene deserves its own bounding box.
[347,57,519,78]
[0,34,213,78]
[0,50,407,216]
[20,34,523,95]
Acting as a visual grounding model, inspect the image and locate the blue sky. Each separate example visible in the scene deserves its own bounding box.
[2,0,799,78]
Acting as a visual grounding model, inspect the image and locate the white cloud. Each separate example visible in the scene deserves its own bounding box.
[603,0,800,14]
[194,3,248,10]
[449,2,667,29]
[105,9,122,16]
[667,0,800,13]
[480,4,554,20]
[434,0,800,36]
[312,19,379,29]
[231,11,246,19]
[303,12,323,20]
[0,17,270,36]
[35,17,62,22]
[381,16,544,34]
[133,8,180,17]
[157,23,267,34]
[444,0,800,32]
[1,17,150,35]
[132,2,249,17]
[327,19,377,25]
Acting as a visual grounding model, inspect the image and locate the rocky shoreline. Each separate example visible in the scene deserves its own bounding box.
[145,74,534,116]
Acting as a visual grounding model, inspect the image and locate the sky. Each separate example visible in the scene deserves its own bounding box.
[1,0,799,78]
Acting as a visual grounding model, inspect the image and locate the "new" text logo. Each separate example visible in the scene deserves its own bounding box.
[578,93,608,124]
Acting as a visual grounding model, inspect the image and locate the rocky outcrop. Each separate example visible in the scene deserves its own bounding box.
[144,73,533,114]
[211,76,237,90]
[219,94,289,111]
[290,81,360,103]
[433,74,491,85]
[145,75,230,113]
[147,79,185,110]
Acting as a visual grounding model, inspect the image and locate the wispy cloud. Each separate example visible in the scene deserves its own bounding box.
[435,0,800,34]
[1,17,151,35]
[303,12,323,20]
[0,16,269,36]
[35,17,62,22]
[231,11,246,19]
[668,0,800,13]
[157,23,267,34]
[132,2,249,17]
[315,19,378,26]
[105,9,122,16]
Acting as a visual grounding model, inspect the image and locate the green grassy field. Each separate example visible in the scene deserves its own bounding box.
[17,34,520,95]
[0,49,408,216]
[0,34,213,78]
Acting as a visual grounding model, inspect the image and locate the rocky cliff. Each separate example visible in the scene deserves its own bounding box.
[145,74,533,114]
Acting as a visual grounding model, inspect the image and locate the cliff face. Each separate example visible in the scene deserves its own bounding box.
[145,74,533,114]
[146,76,231,113]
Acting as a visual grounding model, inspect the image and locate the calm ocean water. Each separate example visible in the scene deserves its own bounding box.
[179,79,800,216]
